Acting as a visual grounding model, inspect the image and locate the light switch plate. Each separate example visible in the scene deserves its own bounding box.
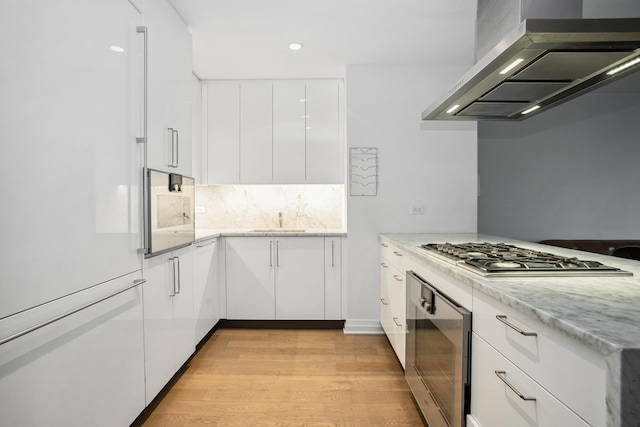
[409,206,424,215]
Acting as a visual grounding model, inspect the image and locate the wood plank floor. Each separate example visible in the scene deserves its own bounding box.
[139,328,425,426]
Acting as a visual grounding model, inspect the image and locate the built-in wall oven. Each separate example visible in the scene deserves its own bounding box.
[406,271,471,427]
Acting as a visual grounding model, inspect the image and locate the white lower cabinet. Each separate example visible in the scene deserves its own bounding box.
[0,274,145,427]
[379,240,407,368]
[193,238,219,344]
[143,245,194,404]
[225,236,341,320]
[471,333,589,427]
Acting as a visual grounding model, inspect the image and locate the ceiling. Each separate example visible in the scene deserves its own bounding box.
[170,0,478,80]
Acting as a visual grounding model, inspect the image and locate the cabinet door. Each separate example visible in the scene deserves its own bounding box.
[193,238,218,344]
[241,82,273,183]
[275,237,325,320]
[273,82,306,183]
[142,252,175,404]
[0,0,143,319]
[324,237,342,319]
[145,0,193,175]
[206,83,240,184]
[306,81,344,184]
[226,237,275,319]
[171,245,195,368]
[0,274,145,427]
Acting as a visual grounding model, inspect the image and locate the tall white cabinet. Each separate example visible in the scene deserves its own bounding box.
[145,0,193,176]
[204,80,344,185]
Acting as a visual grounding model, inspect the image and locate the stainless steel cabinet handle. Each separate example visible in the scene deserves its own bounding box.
[269,241,273,267]
[495,371,537,401]
[393,274,403,282]
[168,128,177,168]
[380,298,389,306]
[392,317,402,327]
[169,257,176,296]
[393,251,403,257]
[0,279,145,346]
[331,240,335,267]
[276,240,280,267]
[381,242,388,247]
[496,315,538,336]
[380,262,388,268]
[136,26,149,254]
[173,129,179,167]
[175,256,181,294]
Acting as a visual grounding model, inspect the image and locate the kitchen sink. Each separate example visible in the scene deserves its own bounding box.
[249,228,306,232]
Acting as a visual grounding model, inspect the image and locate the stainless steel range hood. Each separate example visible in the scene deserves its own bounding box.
[422,17,640,121]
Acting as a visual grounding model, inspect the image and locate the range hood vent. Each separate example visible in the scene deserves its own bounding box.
[422,17,640,121]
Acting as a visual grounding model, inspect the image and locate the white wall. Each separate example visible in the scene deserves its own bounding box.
[478,75,640,243]
[344,65,478,332]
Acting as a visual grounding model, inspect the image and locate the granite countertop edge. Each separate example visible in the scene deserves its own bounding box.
[379,232,640,357]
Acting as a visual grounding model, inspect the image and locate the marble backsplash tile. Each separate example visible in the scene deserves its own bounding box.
[195,185,345,230]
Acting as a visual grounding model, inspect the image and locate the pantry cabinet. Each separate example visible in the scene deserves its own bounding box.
[225,236,340,320]
[142,245,194,404]
[204,80,343,185]
[145,0,193,176]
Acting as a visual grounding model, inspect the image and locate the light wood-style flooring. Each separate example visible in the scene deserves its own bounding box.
[139,328,424,426]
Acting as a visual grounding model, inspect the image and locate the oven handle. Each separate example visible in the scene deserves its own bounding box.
[408,271,470,316]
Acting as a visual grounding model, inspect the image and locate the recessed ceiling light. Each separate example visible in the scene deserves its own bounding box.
[110,45,125,53]
[289,43,303,51]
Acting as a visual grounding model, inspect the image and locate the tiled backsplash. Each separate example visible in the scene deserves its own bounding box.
[195,185,345,230]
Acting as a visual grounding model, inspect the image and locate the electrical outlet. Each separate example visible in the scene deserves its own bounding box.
[195,206,206,214]
[409,206,424,215]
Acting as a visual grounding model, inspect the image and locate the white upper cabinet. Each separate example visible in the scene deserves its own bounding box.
[0,0,144,319]
[206,83,240,184]
[306,81,344,184]
[273,82,307,183]
[145,0,193,176]
[241,82,273,183]
[204,79,344,185]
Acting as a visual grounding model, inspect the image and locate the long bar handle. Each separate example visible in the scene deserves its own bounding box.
[136,26,149,255]
[0,279,146,346]
[392,317,402,327]
[380,262,388,268]
[393,251,403,257]
[331,240,335,267]
[168,128,175,168]
[495,371,537,401]
[174,129,179,167]
[496,315,538,336]
[169,257,176,296]
[269,241,273,267]
[393,274,403,282]
[380,298,389,306]
[175,256,181,294]
[276,240,280,267]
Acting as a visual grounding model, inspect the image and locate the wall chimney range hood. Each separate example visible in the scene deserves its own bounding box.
[422,17,640,121]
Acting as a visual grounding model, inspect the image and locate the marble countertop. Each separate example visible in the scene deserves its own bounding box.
[196,228,347,242]
[379,233,640,356]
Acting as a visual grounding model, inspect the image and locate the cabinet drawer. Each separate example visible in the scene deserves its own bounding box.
[380,241,409,273]
[473,291,605,426]
[471,333,590,427]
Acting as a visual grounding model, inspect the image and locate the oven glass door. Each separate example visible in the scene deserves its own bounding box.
[406,271,471,427]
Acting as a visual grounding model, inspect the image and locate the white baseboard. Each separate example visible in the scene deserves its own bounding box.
[343,319,384,335]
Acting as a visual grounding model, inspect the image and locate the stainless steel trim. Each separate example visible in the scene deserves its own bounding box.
[175,256,181,294]
[331,240,335,267]
[170,257,176,296]
[276,240,280,267]
[269,241,273,267]
[495,370,537,401]
[0,280,145,346]
[496,315,538,336]
[136,25,149,255]
[392,317,402,327]
[174,129,179,167]
[168,128,175,168]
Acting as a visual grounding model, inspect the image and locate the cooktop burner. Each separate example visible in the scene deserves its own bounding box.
[420,242,632,277]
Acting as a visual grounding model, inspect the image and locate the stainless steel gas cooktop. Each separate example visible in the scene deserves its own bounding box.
[420,242,632,277]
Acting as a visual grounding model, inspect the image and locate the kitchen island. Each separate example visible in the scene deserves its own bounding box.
[379,233,640,427]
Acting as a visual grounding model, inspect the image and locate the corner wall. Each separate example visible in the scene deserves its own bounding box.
[344,65,478,333]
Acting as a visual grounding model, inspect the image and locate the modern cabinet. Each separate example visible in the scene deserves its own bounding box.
[379,240,408,368]
[193,238,220,344]
[145,0,193,176]
[204,80,343,185]
[225,236,340,320]
[0,274,146,427]
[324,237,342,319]
[471,290,606,427]
[143,245,195,404]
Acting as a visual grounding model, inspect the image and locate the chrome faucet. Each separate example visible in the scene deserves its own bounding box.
[278,212,283,228]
